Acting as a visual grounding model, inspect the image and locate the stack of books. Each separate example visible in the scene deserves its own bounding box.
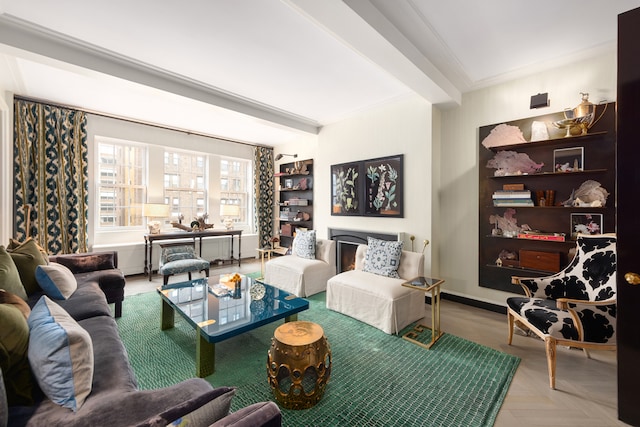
[492,190,533,207]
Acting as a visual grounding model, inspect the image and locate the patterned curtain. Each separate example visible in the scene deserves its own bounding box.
[254,146,275,248]
[14,99,89,254]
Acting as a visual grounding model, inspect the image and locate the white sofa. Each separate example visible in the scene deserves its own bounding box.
[326,244,425,334]
[264,238,336,297]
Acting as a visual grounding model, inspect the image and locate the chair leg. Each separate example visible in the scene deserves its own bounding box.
[583,348,592,359]
[507,310,514,345]
[545,337,557,389]
[163,275,169,286]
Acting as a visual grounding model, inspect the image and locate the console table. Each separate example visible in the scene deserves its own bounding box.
[144,230,242,281]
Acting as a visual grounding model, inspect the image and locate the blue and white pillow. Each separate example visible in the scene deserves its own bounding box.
[27,296,93,412]
[293,230,316,260]
[363,237,404,278]
[35,263,77,300]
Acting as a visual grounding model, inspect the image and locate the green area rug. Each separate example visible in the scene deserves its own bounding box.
[117,289,519,427]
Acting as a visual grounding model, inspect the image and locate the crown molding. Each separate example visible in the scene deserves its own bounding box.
[0,14,320,134]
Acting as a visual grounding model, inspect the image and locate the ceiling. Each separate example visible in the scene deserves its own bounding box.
[1,0,639,146]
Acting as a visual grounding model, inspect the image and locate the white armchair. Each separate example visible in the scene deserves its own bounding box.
[264,238,336,297]
[326,244,425,334]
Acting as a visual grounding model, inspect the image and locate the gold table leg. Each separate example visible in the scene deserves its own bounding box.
[402,283,444,349]
[285,313,298,322]
[196,331,215,378]
[161,298,174,330]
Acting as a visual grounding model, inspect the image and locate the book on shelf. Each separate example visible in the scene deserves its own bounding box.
[517,232,566,242]
[492,190,531,199]
[502,183,525,191]
[493,199,534,207]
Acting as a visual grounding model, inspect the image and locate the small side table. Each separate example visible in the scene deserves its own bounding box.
[256,247,274,279]
[267,321,331,409]
[401,276,445,349]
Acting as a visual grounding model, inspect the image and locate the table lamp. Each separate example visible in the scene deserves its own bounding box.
[143,203,170,234]
[221,204,240,230]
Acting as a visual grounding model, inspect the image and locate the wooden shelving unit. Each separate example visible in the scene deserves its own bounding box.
[478,102,616,293]
[275,159,314,251]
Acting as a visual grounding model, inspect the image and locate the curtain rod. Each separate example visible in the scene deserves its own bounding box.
[13,94,272,149]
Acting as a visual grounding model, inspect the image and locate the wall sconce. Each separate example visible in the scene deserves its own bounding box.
[142,203,170,234]
[221,204,240,230]
[275,153,298,161]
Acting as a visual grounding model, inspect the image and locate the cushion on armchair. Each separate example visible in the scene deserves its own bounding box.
[363,237,403,278]
[293,230,316,259]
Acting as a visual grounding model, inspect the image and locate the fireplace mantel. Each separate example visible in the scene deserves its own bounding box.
[328,228,403,273]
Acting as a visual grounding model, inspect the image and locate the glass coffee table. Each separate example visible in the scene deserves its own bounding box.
[157,275,309,377]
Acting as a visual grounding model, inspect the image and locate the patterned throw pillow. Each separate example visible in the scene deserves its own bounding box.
[363,237,404,278]
[293,230,316,260]
[28,296,94,412]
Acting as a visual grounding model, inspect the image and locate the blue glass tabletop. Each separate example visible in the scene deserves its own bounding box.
[157,275,309,343]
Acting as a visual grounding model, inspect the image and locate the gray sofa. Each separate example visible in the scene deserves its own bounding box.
[1,251,281,427]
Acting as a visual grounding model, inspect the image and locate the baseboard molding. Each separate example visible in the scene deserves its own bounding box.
[424,293,506,315]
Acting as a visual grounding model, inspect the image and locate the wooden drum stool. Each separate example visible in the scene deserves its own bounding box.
[267,321,331,409]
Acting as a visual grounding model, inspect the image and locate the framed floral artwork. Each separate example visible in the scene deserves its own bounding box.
[570,213,603,239]
[330,161,363,215]
[364,154,404,217]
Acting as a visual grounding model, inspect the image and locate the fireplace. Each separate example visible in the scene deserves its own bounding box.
[328,228,403,273]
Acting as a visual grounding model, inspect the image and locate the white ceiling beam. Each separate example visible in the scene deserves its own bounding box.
[0,14,320,135]
[285,0,460,106]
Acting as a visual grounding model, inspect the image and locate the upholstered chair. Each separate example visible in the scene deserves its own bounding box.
[158,242,210,285]
[264,233,336,297]
[507,233,617,389]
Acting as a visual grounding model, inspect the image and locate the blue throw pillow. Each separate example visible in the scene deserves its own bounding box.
[35,263,77,300]
[363,237,404,278]
[293,230,316,260]
[27,296,93,412]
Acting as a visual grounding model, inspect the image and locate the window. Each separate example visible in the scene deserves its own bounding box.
[220,157,251,227]
[164,150,207,221]
[97,139,146,228]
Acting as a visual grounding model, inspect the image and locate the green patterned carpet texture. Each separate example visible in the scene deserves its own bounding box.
[116,289,519,427]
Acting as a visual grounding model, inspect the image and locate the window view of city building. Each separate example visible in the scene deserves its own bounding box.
[163,150,207,222]
[220,158,251,228]
[97,138,253,233]
[97,140,146,228]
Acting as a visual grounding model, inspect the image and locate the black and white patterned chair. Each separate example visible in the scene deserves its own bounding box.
[507,233,616,389]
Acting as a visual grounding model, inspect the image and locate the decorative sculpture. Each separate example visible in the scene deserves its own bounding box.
[481,123,527,148]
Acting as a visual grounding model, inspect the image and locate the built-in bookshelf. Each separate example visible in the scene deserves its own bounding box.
[275,159,313,251]
[478,102,616,293]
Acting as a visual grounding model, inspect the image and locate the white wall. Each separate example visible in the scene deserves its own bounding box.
[277,94,435,273]
[437,50,617,306]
